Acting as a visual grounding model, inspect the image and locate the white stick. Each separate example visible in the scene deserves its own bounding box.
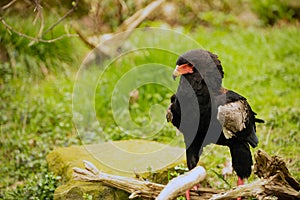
[156,166,207,200]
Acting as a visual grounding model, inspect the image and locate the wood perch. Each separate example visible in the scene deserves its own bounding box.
[73,161,208,199]
[73,150,300,200]
[73,160,164,199]
[211,149,300,200]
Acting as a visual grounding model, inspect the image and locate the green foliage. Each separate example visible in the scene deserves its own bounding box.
[83,193,94,200]
[93,50,179,143]
[250,0,297,25]
[5,172,61,200]
[1,13,85,199]
[168,164,189,182]
[0,76,80,198]
[0,14,86,79]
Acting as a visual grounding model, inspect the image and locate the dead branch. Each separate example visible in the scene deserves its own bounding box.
[0,0,79,45]
[156,166,206,200]
[1,0,17,10]
[117,0,165,32]
[211,150,300,200]
[76,0,165,58]
[211,173,299,200]
[210,179,269,200]
[254,149,300,191]
[42,0,78,36]
[0,16,78,44]
[32,0,44,38]
[72,150,299,200]
[73,160,208,199]
[73,160,165,199]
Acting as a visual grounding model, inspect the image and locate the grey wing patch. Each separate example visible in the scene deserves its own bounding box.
[217,100,249,139]
[166,103,173,122]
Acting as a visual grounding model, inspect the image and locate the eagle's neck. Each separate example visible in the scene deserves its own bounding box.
[180,73,224,96]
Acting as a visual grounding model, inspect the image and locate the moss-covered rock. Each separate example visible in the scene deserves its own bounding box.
[54,181,129,200]
[47,140,186,200]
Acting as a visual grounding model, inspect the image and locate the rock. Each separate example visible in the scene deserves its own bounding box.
[47,140,186,200]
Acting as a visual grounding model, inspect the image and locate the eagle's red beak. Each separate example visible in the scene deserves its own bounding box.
[172,64,194,80]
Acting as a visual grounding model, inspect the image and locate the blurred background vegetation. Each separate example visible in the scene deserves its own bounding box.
[0,0,299,199]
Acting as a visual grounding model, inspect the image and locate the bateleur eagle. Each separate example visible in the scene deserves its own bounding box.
[166,49,264,199]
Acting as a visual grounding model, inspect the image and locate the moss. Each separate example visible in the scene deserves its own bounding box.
[54,181,129,200]
[47,140,186,199]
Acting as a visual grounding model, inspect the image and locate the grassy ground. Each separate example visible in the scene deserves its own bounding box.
[1,24,299,198]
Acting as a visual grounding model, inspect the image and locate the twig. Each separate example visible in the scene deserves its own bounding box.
[118,0,128,14]
[32,0,44,38]
[42,0,78,36]
[74,27,96,49]
[75,0,166,61]
[1,0,17,10]
[118,0,165,32]
[0,16,78,44]
[263,124,273,146]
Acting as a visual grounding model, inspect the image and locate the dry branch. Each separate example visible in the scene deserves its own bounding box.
[254,149,300,191]
[0,16,78,44]
[117,0,165,32]
[73,160,207,199]
[1,0,17,10]
[72,150,300,200]
[76,0,165,60]
[73,160,164,199]
[211,150,300,200]
[42,0,78,36]
[211,179,270,200]
[0,0,78,45]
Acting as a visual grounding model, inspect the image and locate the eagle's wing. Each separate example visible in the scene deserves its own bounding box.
[217,100,249,139]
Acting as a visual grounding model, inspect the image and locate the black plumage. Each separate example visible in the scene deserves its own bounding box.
[167,49,264,180]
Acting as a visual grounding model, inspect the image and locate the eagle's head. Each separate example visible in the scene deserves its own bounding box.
[173,49,225,92]
[173,49,224,79]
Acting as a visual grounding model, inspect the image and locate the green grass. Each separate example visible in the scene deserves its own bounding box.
[1,24,299,198]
